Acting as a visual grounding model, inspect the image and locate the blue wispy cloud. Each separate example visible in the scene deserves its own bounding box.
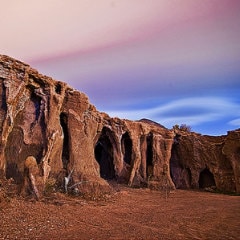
[107,97,240,134]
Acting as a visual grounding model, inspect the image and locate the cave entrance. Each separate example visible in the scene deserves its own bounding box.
[94,127,115,180]
[60,113,69,169]
[170,144,176,183]
[199,168,216,189]
[146,133,153,178]
[121,132,132,165]
[186,168,192,187]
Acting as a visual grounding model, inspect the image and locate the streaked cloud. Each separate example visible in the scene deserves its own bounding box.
[107,97,240,130]
[228,118,240,127]
[1,0,240,135]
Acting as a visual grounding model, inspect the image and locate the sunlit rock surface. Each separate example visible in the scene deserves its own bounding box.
[170,130,240,193]
[0,55,239,198]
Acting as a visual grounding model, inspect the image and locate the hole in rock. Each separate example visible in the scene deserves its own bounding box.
[94,127,115,180]
[146,132,153,177]
[60,113,70,169]
[199,168,216,189]
[55,83,62,94]
[6,163,22,184]
[0,81,7,112]
[170,144,176,182]
[30,92,42,122]
[186,168,192,186]
[121,132,132,165]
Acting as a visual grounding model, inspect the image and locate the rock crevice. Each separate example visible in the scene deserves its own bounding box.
[0,55,239,199]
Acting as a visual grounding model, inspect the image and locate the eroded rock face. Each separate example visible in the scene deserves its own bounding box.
[170,130,240,193]
[0,55,239,199]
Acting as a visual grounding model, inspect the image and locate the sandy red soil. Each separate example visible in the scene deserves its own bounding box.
[1,184,239,240]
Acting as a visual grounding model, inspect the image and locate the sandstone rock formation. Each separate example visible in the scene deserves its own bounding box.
[0,55,239,199]
[170,130,240,193]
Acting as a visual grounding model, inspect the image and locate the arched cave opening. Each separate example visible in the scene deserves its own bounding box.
[186,168,192,187]
[60,113,70,169]
[146,132,153,177]
[5,126,44,184]
[170,144,175,181]
[170,134,181,177]
[31,92,41,121]
[6,163,22,184]
[121,132,132,165]
[29,91,44,130]
[199,168,216,189]
[94,127,115,180]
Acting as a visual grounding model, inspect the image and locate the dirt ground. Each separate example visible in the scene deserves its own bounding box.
[0,183,240,240]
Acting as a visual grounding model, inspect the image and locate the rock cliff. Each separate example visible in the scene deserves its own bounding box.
[170,130,240,193]
[0,55,239,199]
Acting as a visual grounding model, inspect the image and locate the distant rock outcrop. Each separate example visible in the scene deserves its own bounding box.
[170,130,240,193]
[0,55,239,199]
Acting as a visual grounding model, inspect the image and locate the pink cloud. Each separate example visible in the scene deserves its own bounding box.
[2,0,239,62]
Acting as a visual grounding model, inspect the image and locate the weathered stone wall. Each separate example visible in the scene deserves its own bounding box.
[0,55,239,199]
[0,55,175,198]
[222,130,240,192]
[170,130,240,193]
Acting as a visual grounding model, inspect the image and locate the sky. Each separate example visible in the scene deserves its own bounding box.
[1,0,240,136]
